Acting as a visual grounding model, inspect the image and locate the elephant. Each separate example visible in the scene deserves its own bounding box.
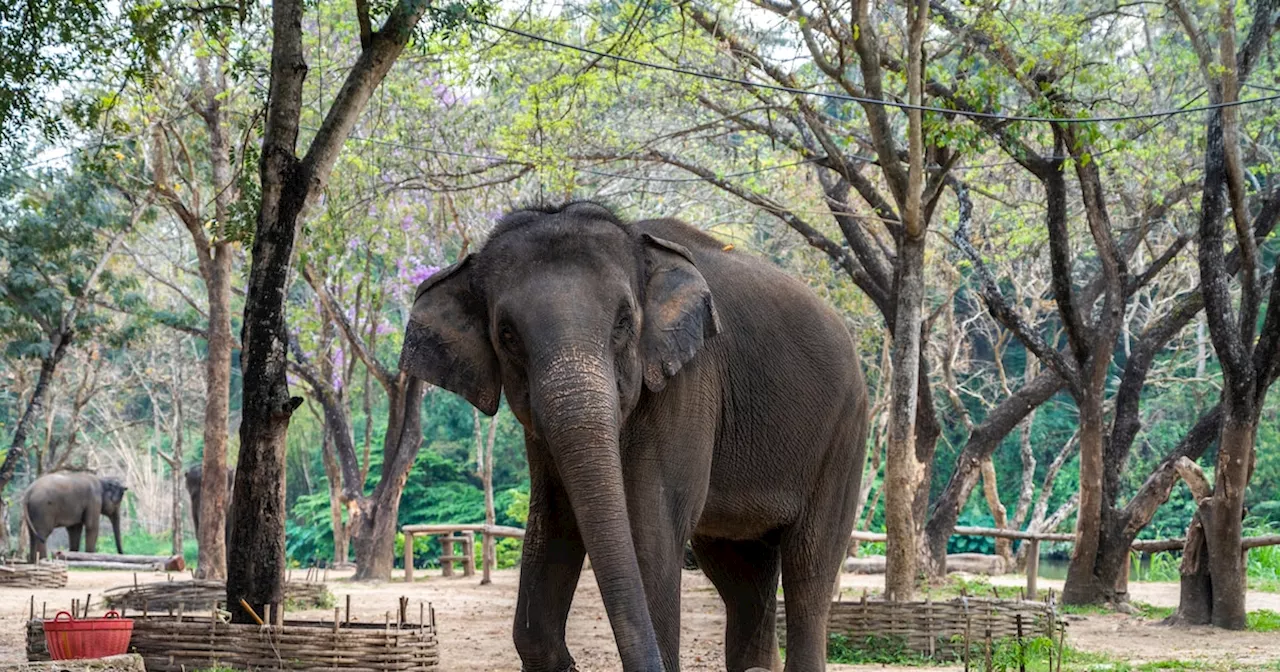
[400,202,869,672]
[24,471,128,562]
[184,464,235,538]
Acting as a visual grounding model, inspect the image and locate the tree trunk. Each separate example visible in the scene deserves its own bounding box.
[197,243,233,579]
[0,336,70,495]
[1202,417,1254,629]
[980,458,1011,560]
[320,422,350,565]
[350,380,425,581]
[171,385,185,557]
[1175,513,1213,624]
[884,231,926,601]
[1062,394,1107,604]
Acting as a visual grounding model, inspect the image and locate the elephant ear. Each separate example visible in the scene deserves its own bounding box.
[399,256,502,415]
[640,234,722,392]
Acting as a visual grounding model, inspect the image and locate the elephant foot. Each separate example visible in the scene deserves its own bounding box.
[521,660,578,672]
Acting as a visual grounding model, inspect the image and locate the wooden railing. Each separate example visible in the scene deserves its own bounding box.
[401,524,525,584]
[850,528,1280,599]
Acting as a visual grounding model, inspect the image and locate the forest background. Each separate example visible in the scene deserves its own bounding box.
[2,0,1280,611]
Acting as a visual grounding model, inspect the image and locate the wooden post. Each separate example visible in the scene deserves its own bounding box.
[481,532,492,585]
[462,531,475,578]
[441,535,454,578]
[404,531,414,583]
[1026,539,1040,600]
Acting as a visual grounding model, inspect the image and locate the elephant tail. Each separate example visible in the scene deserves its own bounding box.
[20,486,46,543]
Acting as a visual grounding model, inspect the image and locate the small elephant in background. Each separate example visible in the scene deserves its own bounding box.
[184,464,234,536]
[24,471,127,561]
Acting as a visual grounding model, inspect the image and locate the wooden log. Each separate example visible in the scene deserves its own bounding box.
[404,532,414,584]
[844,553,1006,575]
[1026,539,1040,600]
[65,560,167,571]
[56,551,184,571]
[400,524,524,538]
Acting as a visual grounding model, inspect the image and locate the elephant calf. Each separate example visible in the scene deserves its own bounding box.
[401,202,869,672]
[24,471,127,562]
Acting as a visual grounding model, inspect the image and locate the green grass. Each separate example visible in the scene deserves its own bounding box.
[1133,601,1175,620]
[1246,608,1280,632]
[1059,603,1113,616]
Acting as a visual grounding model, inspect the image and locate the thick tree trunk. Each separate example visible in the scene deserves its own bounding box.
[884,231,926,601]
[228,162,306,623]
[197,244,233,579]
[1203,418,1254,629]
[1175,513,1213,624]
[351,380,423,581]
[1062,395,1107,604]
[0,336,70,495]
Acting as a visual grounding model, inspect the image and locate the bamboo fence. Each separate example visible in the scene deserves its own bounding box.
[0,561,68,588]
[29,611,440,671]
[102,580,333,611]
[778,595,1062,659]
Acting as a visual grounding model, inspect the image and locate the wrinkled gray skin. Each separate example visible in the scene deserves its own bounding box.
[184,464,235,536]
[400,203,869,672]
[24,472,128,561]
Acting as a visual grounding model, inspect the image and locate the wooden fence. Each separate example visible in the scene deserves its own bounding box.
[777,595,1063,659]
[29,612,440,671]
[400,524,525,584]
[851,527,1280,599]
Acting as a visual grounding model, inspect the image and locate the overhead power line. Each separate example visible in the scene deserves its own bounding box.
[474,17,1280,125]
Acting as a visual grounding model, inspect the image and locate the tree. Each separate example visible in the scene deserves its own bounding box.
[1168,0,1280,629]
[228,0,435,622]
[145,36,247,580]
[0,163,151,497]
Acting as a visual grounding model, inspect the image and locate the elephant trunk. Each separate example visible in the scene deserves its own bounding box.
[111,512,124,555]
[531,343,662,669]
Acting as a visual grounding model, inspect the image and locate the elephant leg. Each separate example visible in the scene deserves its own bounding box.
[778,481,858,671]
[513,457,585,672]
[67,524,84,552]
[691,536,782,672]
[628,495,691,671]
[84,522,100,553]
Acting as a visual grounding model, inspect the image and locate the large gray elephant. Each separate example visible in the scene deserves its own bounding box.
[184,464,235,536]
[400,202,869,671]
[24,471,127,561]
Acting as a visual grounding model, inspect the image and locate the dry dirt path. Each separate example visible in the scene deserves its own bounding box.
[3,568,1278,670]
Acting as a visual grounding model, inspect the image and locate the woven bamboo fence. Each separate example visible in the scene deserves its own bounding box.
[29,612,440,671]
[778,596,1061,659]
[102,580,333,611]
[0,561,68,588]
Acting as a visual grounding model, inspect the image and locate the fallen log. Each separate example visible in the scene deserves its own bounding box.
[65,560,166,571]
[844,553,1008,575]
[56,552,184,572]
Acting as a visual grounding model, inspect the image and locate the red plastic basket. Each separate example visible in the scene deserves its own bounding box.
[43,611,134,660]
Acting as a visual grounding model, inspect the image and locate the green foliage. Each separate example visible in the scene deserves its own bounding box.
[1247,609,1280,633]
[1133,602,1175,621]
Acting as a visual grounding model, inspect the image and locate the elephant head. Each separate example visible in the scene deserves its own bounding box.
[100,476,127,554]
[400,202,719,661]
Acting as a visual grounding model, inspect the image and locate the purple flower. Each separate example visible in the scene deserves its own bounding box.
[409,264,440,286]
[401,214,414,232]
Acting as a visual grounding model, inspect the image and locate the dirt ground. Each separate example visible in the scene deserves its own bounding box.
[3,568,1279,670]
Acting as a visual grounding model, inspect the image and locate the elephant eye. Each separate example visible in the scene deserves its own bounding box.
[498,322,522,355]
[612,304,635,347]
